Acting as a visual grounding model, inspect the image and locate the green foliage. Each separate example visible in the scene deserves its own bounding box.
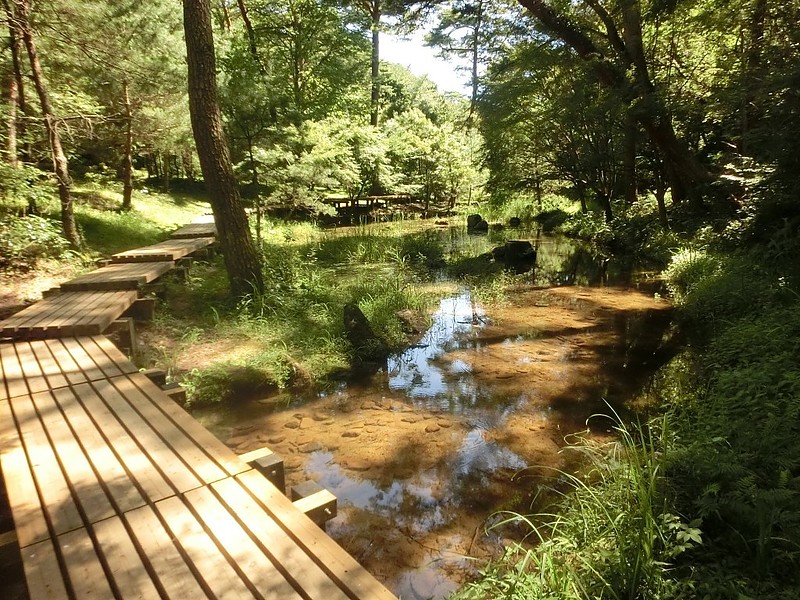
[662,249,720,303]
[0,163,56,213]
[0,215,72,270]
[455,416,697,600]
[310,224,445,271]
[182,363,278,406]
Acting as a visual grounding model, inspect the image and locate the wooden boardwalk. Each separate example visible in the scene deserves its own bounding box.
[60,261,175,291]
[0,335,394,599]
[0,291,138,340]
[111,237,214,263]
[0,217,396,599]
[169,221,217,239]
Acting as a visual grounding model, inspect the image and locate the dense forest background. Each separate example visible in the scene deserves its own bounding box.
[3,0,799,243]
[2,0,800,598]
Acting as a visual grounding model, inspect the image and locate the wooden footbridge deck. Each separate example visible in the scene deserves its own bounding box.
[0,217,395,599]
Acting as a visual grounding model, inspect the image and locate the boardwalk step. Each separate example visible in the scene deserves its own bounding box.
[291,481,337,528]
[161,382,186,403]
[239,447,285,493]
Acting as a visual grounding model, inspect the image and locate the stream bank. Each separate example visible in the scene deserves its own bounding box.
[191,257,673,598]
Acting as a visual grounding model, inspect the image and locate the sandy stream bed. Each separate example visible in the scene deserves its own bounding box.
[187,284,671,598]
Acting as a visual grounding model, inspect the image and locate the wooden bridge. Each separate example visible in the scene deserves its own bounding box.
[0,217,395,599]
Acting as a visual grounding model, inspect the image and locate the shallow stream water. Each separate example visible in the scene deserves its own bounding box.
[193,227,673,599]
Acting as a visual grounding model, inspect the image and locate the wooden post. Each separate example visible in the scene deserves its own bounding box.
[239,447,285,493]
[124,297,156,321]
[142,368,167,386]
[161,382,187,404]
[291,481,337,529]
[108,318,137,353]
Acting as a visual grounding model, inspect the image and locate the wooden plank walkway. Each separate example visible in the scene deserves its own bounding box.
[170,221,217,239]
[0,291,138,340]
[59,261,175,291]
[0,335,396,599]
[111,237,214,263]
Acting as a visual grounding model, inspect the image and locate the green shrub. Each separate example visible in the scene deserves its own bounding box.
[454,415,698,600]
[0,215,72,270]
[663,249,721,304]
[668,304,800,590]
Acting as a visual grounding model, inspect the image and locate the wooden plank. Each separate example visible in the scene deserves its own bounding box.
[60,261,175,291]
[124,504,209,599]
[51,385,147,514]
[30,389,116,525]
[9,394,85,538]
[92,377,203,494]
[19,538,69,599]
[70,290,138,337]
[69,381,174,505]
[1,292,137,340]
[236,470,396,600]
[170,223,217,239]
[212,477,350,600]
[30,292,98,338]
[60,337,105,382]
[75,336,126,379]
[44,338,88,387]
[89,334,139,376]
[48,292,103,337]
[0,297,56,334]
[125,373,249,478]
[14,342,49,396]
[108,374,228,485]
[0,341,29,400]
[57,526,116,598]
[29,339,69,391]
[0,399,49,547]
[92,516,162,599]
[154,495,255,600]
[184,485,304,599]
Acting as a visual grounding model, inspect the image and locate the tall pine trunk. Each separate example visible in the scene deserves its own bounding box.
[183,0,264,299]
[2,0,22,167]
[16,0,80,246]
[121,79,134,211]
[370,5,380,127]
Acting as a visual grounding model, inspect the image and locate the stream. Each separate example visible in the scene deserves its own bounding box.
[192,229,673,599]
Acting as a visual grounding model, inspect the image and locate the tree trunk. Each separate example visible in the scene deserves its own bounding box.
[16,0,80,247]
[466,0,483,125]
[2,0,23,167]
[220,0,232,31]
[236,0,264,74]
[741,0,768,154]
[183,0,264,298]
[370,4,381,127]
[622,109,637,205]
[4,61,18,167]
[121,79,134,211]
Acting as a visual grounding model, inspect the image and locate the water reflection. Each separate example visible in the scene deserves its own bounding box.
[191,227,674,600]
[307,426,528,530]
[388,292,485,401]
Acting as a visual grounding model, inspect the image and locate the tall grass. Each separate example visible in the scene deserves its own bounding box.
[454,414,699,600]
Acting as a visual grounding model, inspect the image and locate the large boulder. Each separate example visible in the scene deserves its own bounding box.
[343,303,389,366]
[467,213,489,233]
[490,240,537,273]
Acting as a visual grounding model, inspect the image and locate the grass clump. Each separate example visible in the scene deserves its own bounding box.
[455,416,699,600]
[0,214,74,270]
[158,225,439,405]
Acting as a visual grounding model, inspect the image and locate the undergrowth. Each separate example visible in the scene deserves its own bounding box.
[454,415,700,600]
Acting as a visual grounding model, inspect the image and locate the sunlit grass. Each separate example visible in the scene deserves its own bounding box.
[454,413,699,600]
